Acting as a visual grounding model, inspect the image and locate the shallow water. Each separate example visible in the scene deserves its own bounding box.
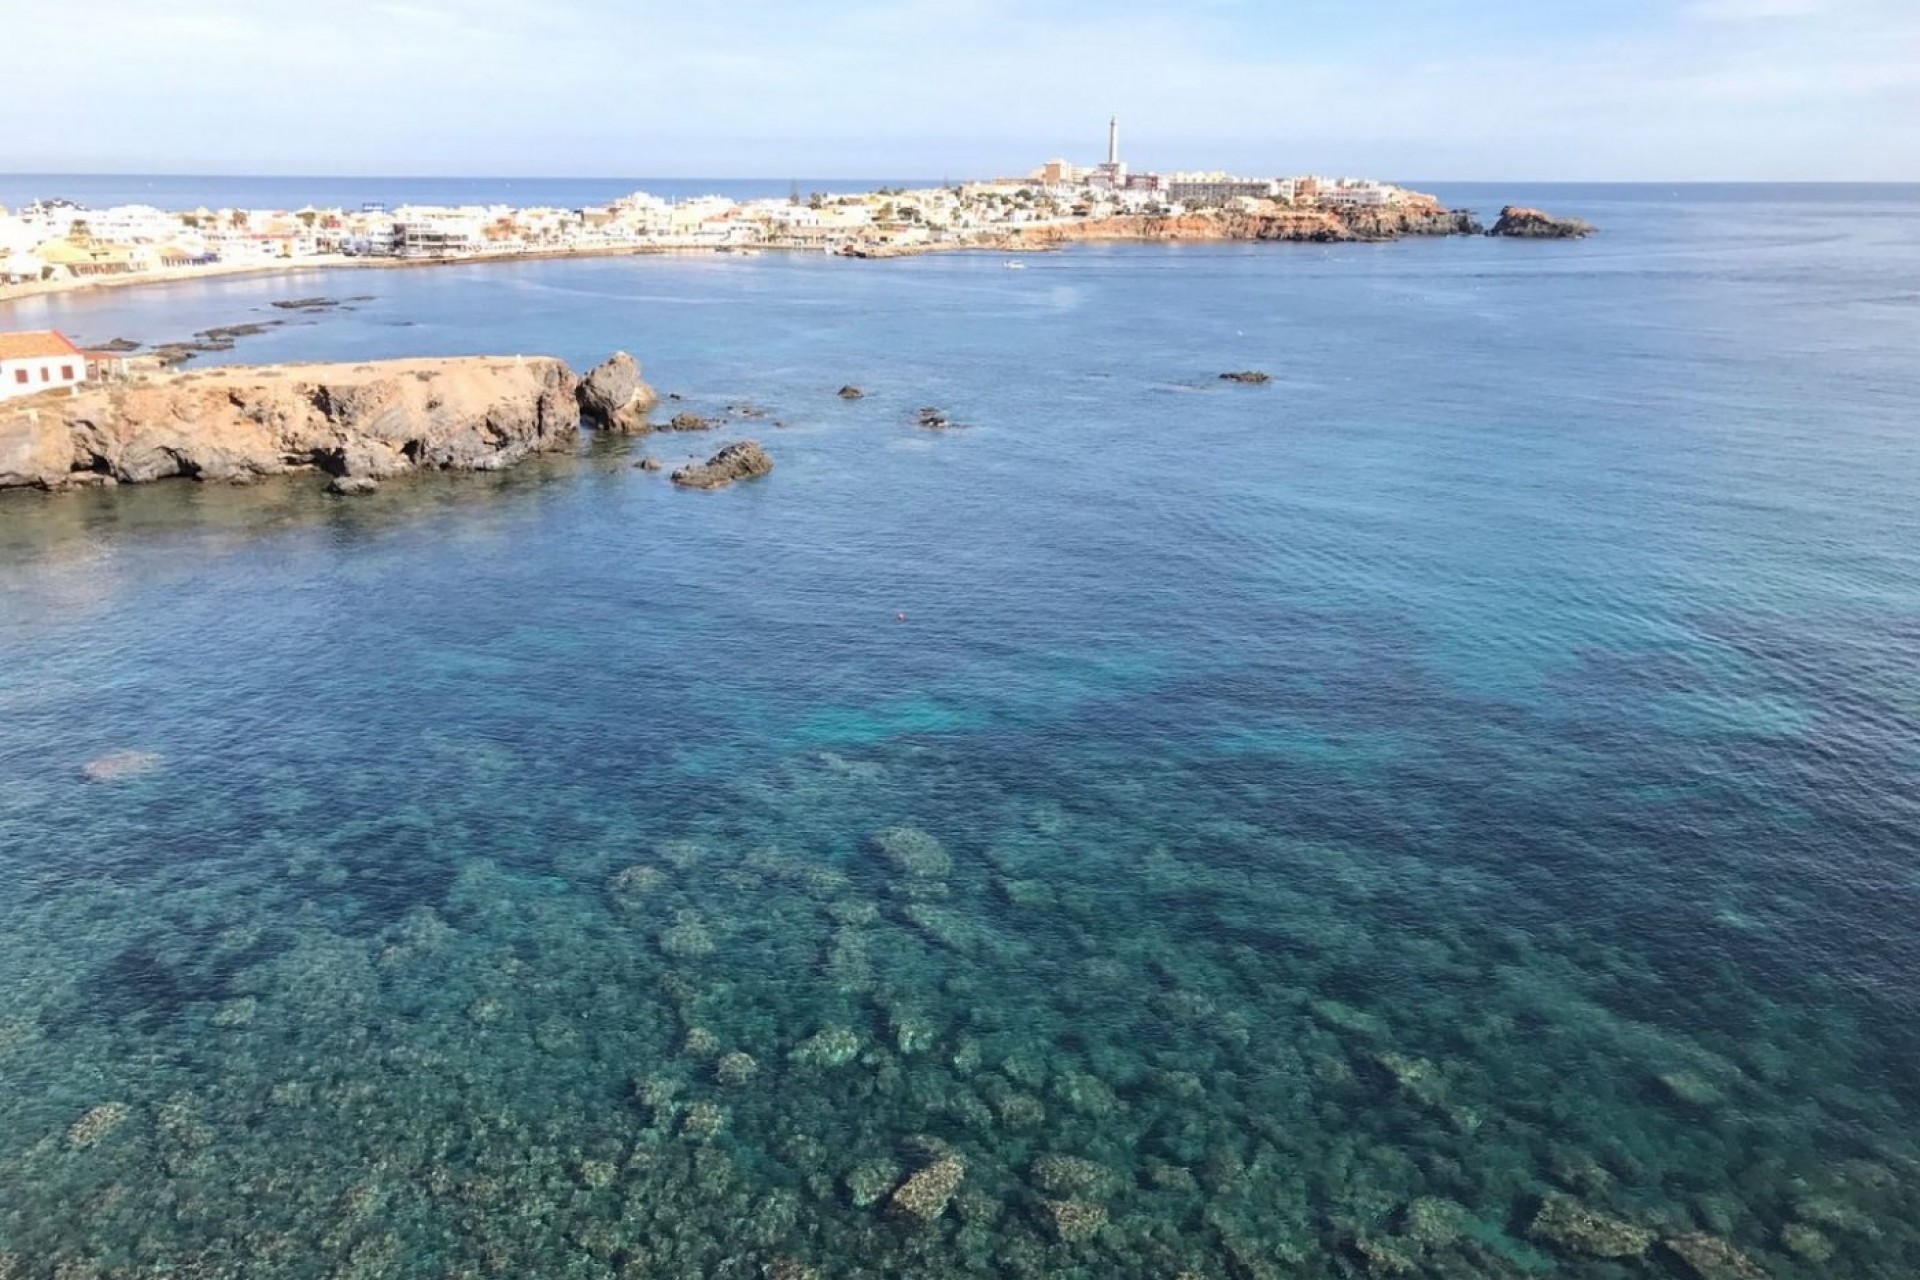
[2,185,1919,1278]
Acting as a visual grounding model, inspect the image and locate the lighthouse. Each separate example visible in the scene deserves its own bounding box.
[1108,115,1120,168]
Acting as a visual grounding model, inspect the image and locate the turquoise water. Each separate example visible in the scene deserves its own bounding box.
[2,185,1919,1278]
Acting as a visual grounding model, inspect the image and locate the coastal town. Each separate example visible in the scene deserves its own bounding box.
[1,122,1587,302]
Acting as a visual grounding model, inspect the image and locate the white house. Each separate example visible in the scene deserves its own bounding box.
[0,330,87,401]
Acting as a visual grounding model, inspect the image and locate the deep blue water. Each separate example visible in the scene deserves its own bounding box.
[1,185,1918,1278]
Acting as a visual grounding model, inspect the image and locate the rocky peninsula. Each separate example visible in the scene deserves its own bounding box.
[0,353,636,491]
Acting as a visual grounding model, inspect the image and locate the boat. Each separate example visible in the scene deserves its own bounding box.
[1003,260,1027,270]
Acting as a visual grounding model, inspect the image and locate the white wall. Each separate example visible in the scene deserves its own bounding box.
[0,354,85,402]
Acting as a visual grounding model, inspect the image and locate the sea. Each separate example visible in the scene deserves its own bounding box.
[1,181,1917,1279]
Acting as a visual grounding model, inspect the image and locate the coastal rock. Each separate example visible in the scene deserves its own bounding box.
[1220,370,1272,385]
[635,456,663,472]
[326,476,380,497]
[916,407,958,430]
[577,350,659,432]
[671,440,773,490]
[665,411,716,432]
[0,412,81,489]
[838,385,866,400]
[1488,206,1595,239]
[0,356,582,490]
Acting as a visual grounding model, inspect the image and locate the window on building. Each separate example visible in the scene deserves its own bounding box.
[12,369,25,385]
[61,365,75,381]
[40,366,50,382]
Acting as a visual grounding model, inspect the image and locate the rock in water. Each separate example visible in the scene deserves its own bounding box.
[1220,370,1273,384]
[671,441,773,490]
[1488,206,1595,239]
[577,350,660,432]
[837,385,866,399]
[82,750,163,782]
[326,476,380,497]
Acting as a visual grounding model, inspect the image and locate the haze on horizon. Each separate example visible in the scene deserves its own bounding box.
[2,0,1914,182]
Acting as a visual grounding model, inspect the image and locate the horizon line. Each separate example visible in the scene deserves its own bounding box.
[3,171,1919,187]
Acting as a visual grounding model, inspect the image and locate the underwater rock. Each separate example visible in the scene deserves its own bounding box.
[890,1013,938,1055]
[888,1154,965,1224]
[1655,1070,1727,1108]
[326,475,380,496]
[577,1159,617,1190]
[66,1102,131,1150]
[1348,1235,1417,1276]
[658,910,716,959]
[1528,1193,1655,1259]
[1310,998,1388,1037]
[846,1159,902,1209]
[606,863,666,907]
[716,1051,759,1086]
[210,996,258,1028]
[872,825,953,879]
[635,455,663,471]
[81,749,162,782]
[680,1101,726,1142]
[916,407,959,430]
[1401,1196,1469,1247]
[791,1026,862,1068]
[1030,1154,1120,1200]
[1662,1232,1771,1280]
[681,1026,721,1058]
[1780,1223,1834,1263]
[1043,1197,1108,1243]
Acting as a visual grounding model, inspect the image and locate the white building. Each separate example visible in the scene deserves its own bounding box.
[0,330,87,401]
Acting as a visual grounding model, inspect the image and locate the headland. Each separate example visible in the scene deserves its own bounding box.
[2,130,1592,304]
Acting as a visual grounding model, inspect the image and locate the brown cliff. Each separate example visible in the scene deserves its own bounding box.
[0,357,583,490]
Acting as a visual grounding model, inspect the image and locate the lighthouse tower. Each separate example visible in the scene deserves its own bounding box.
[1097,115,1127,188]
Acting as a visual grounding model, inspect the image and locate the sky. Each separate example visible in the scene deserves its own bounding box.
[2,0,1914,180]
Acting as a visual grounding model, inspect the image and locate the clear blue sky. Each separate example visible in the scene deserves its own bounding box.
[3,0,1913,180]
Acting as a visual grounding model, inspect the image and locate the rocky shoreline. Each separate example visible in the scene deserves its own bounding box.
[0,351,783,494]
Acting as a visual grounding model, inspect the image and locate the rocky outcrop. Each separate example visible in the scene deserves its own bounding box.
[671,441,773,490]
[1,356,583,490]
[577,350,659,432]
[1489,206,1595,239]
[1220,370,1272,384]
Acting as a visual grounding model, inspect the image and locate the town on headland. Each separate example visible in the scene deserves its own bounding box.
[0,121,1593,299]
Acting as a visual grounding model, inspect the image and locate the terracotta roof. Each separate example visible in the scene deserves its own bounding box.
[0,330,84,361]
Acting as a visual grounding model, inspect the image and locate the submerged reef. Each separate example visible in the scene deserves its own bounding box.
[3,754,1917,1280]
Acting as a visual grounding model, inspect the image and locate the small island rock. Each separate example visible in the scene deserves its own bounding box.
[1488,206,1595,239]
[838,385,866,400]
[1220,370,1273,384]
[671,441,773,490]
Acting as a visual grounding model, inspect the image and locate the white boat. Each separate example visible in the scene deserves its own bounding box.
[1003,260,1027,270]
